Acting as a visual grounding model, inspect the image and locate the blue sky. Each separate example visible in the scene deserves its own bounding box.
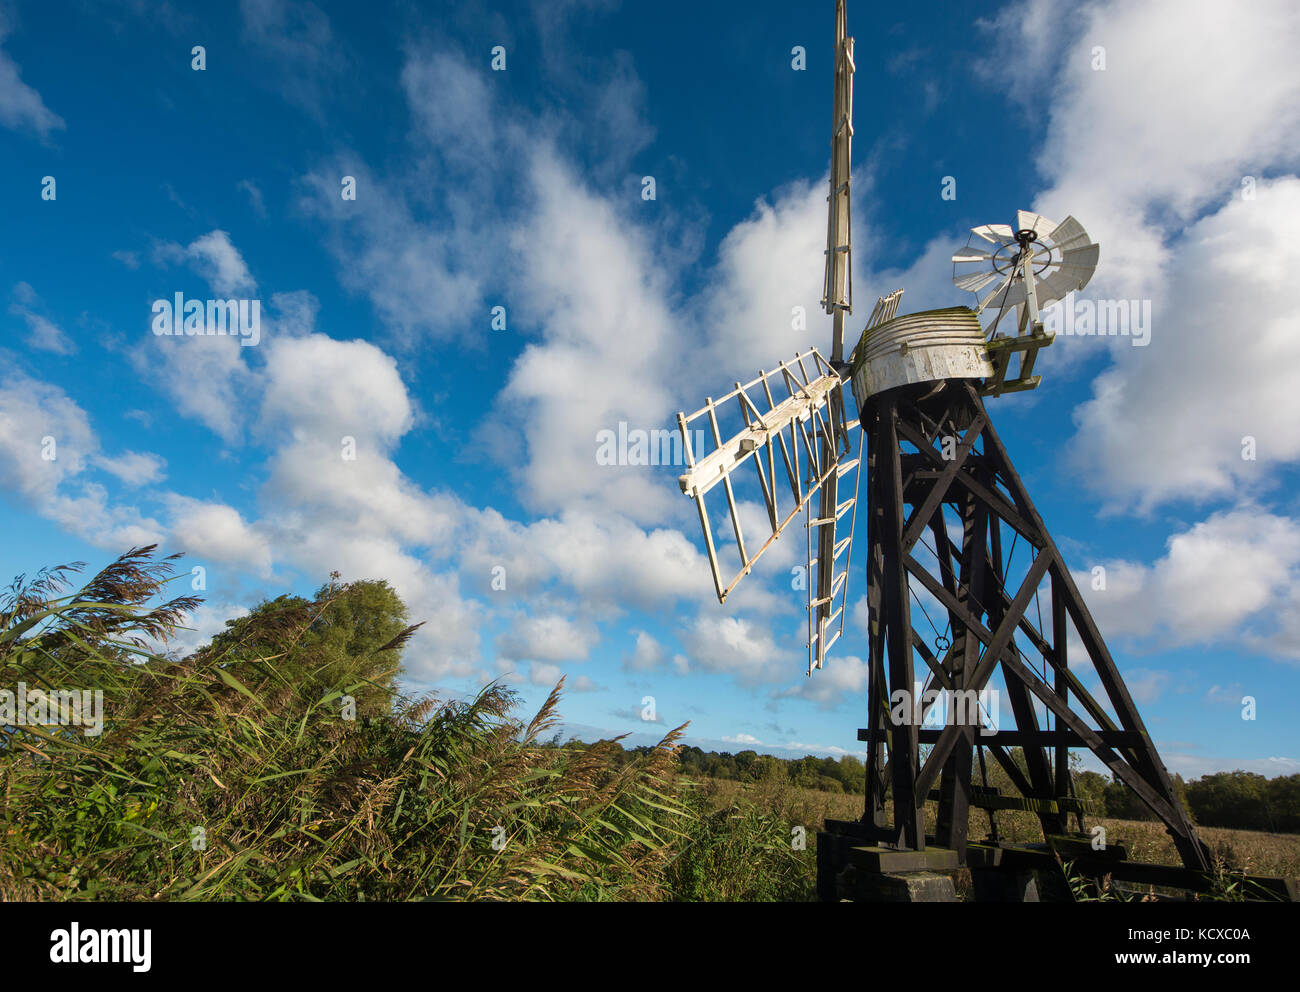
[2,0,1300,780]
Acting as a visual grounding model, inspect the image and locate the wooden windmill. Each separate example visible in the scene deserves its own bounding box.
[669,0,1298,902]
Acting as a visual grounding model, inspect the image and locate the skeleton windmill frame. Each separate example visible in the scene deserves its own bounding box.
[851,377,1207,867]
[669,0,1291,900]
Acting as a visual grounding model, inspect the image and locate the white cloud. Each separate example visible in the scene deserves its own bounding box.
[164,496,272,577]
[154,230,256,296]
[1035,0,1300,229]
[696,178,829,389]
[260,333,413,446]
[527,662,563,687]
[1120,668,1171,705]
[96,450,166,487]
[775,653,870,708]
[239,0,344,114]
[135,332,251,444]
[622,629,666,671]
[237,179,266,217]
[9,282,75,355]
[498,613,599,663]
[11,307,74,355]
[1206,683,1246,707]
[182,230,256,296]
[401,50,495,169]
[135,288,319,444]
[165,601,251,659]
[1076,507,1300,661]
[299,159,486,343]
[495,152,681,524]
[1068,179,1300,509]
[0,372,162,548]
[679,613,789,685]
[457,506,716,612]
[0,15,63,138]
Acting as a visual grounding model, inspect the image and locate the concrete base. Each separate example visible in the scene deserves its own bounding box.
[971,868,1043,902]
[836,867,958,902]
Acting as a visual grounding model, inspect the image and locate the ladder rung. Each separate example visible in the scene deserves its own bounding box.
[834,536,852,559]
[836,498,855,519]
[837,458,860,478]
[809,570,848,608]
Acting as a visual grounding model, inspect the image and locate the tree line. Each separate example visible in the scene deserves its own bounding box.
[667,745,1300,835]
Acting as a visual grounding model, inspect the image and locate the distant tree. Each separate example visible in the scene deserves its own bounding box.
[1072,770,1110,814]
[1185,771,1272,831]
[752,754,782,782]
[1267,775,1300,832]
[201,576,419,717]
[734,750,759,778]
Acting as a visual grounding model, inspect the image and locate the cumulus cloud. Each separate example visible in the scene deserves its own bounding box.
[494,151,682,524]
[1068,179,1300,510]
[622,630,666,672]
[0,372,163,548]
[1076,507,1300,661]
[135,332,252,444]
[164,496,273,577]
[679,614,791,685]
[774,654,870,708]
[134,289,318,444]
[299,159,486,343]
[498,614,599,663]
[260,333,414,447]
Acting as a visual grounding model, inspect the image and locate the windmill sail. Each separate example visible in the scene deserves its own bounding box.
[677,1,870,675]
[676,350,861,674]
[823,0,855,366]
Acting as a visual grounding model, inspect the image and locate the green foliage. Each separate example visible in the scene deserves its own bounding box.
[664,791,814,902]
[202,575,414,718]
[1185,771,1299,833]
[675,744,865,795]
[1061,860,1134,902]
[0,549,689,901]
[1072,770,1110,814]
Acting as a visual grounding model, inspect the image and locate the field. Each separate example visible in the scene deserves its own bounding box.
[696,777,1300,899]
